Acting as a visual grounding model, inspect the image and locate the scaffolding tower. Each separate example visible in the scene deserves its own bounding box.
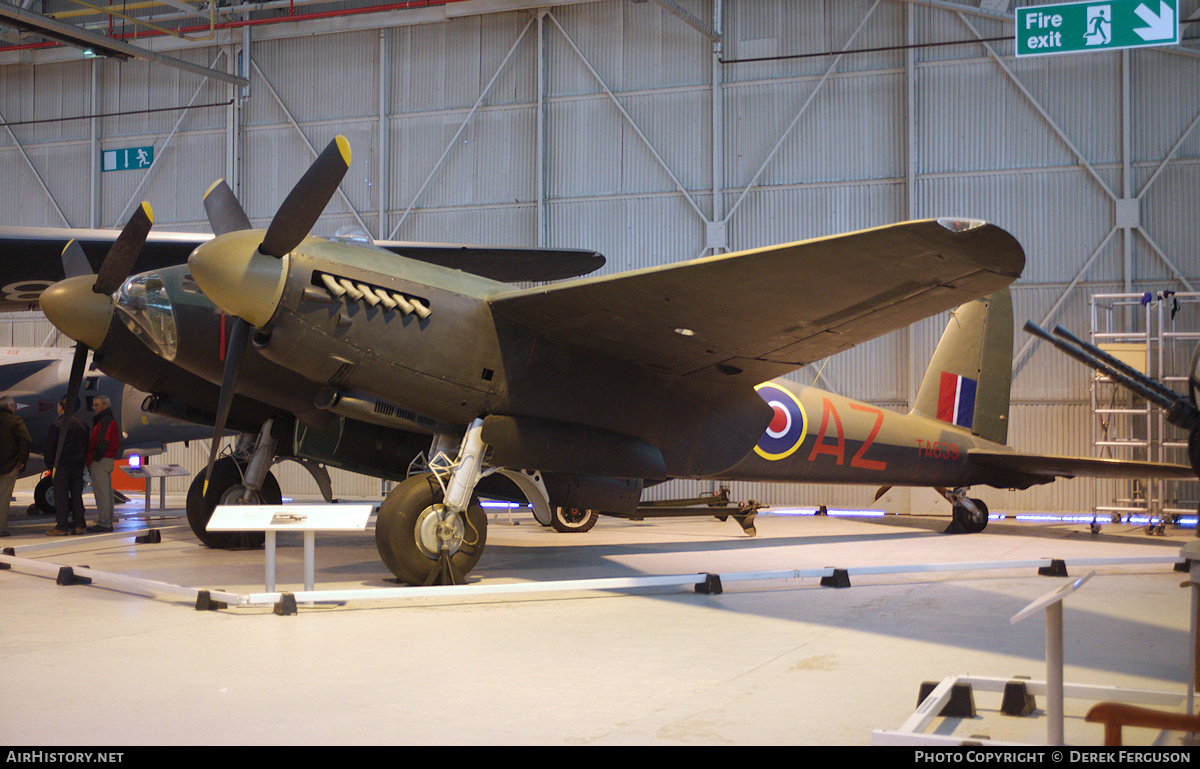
[1090,291,1199,532]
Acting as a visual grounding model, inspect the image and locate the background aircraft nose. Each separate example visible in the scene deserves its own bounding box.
[40,275,113,350]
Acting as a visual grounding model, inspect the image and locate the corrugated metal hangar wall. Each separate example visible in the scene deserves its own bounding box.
[0,0,1197,514]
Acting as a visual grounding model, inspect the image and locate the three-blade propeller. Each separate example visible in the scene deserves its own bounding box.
[198,135,351,493]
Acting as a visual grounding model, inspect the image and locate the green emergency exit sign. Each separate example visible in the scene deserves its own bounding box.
[1015,0,1179,57]
[101,146,154,172]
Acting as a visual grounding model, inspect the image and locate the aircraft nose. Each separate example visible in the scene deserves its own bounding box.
[40,275,113,350]
[188,229,287,329]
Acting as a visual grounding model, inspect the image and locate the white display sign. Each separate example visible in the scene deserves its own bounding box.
[207,504,374,532]
[122,463,190,479]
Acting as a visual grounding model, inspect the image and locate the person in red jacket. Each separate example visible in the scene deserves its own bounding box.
[86,395,120,533]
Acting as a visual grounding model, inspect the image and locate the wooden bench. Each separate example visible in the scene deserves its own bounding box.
[1086,702,1200,746]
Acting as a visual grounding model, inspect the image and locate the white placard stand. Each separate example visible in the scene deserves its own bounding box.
[207,504,374,592]
[1009,571,1095,745]
[122,463,191,511]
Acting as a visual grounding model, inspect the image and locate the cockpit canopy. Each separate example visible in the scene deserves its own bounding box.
[115,272,178,361]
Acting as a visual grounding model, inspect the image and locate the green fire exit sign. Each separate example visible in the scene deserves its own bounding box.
[1015,0,1179,57]
[101,146,154,172]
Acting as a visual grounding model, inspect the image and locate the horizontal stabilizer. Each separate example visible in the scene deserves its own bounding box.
[968,448,1195,486]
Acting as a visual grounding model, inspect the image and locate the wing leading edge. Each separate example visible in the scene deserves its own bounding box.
[489,219,1026,385]
[0,227,604,309]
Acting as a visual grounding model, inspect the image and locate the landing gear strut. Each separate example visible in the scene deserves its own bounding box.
[375,473,488,585]
[185,457,279,548]
[375,419,491,585]
[942,487,989,534]
[185,422,280,549]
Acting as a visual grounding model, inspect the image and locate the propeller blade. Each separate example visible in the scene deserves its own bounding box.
[94,201,154,296]
[202,316,250,495]
[60,239,93,279]
[260,136,351,258]
[203,179,252,236]
[51,342,90,475]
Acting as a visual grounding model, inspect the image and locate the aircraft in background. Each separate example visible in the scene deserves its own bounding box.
[36,136,1195,585]
[0,347,210,513]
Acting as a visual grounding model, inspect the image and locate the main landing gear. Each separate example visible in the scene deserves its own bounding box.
[185,422,281,549]
[375,418,490,585]
[375,473,488,585]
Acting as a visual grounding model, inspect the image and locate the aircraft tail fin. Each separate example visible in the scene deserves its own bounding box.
[913,288,1013,446]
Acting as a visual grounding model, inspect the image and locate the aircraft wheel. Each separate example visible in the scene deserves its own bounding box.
[953,498,989,533]
[375,473,487,585]
[185,457,275,549]
[33,474,83,516]
[33,476,56,515]
[551,506,598,533]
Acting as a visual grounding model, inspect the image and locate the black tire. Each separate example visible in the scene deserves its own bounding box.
[33,475,56,515]
[551,506,598,533]
[33,473,87,516]
[375,473,487,585]
[185,457,276,549]
[953,498,989,533]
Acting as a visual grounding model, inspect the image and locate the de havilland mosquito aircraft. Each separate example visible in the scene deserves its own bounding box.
[35,136,1196,585]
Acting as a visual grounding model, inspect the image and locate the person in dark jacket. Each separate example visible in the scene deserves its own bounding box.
[45,397,89,536]
[0,396,31,537]
[87,395,120,533]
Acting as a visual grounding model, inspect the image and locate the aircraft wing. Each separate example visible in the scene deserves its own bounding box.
[0,227,206,310]
[489,219,1025,384]
[377,241,605,282]
[968,448,1196,488]
[0,227,605,310]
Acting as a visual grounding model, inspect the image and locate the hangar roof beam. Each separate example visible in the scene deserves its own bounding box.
[0,2,247,85]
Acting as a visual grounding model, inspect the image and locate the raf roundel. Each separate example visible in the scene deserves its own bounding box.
[753,383,808,461]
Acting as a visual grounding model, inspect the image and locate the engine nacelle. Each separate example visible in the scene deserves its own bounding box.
[541,473,643,516]
[478,469,643,523]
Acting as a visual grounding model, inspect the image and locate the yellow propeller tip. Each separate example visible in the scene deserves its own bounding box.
[335,135,351,167]
[140,201,154,224]
[202,480,209,496]
[203,179,226,200]
[61,239,76,256]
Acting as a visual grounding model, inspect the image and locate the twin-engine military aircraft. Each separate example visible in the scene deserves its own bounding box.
[34,136,1196,585]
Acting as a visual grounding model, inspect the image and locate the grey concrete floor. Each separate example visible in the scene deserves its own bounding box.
[1,493,1196,746]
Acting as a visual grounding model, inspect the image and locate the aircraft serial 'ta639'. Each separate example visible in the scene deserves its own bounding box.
[35,136,1196,585]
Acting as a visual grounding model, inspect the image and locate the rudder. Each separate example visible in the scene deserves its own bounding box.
[913,289,1012,445]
